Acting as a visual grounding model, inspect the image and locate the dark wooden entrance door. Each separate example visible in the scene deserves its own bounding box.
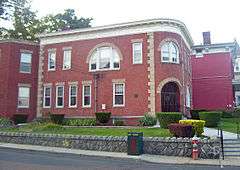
[161,82,180,112]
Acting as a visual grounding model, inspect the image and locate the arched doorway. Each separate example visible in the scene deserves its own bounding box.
[161,82,180,112]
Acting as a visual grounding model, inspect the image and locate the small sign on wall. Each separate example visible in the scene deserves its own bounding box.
[102,104,106,110]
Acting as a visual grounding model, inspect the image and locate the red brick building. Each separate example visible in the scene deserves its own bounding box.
[0,40,39,121]
[191,32,238,110]
[37,19,193,124]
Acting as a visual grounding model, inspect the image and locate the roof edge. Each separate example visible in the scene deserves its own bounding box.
[0,39,39,46]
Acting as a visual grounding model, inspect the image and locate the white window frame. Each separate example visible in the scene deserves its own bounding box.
[48,51,56,71]
[113,83,125,107]
[132,42,143,64]
[161,41,179,64]
[69,84,77,108]
[235,58,240,73]
[63,49,72,70]
[186,86,191,108]
[56,85,64,108]
[82,84,91,108]
[17,86,30,108]
[89,46,120,72]
[20,52,32,73]
[43,86,51,108]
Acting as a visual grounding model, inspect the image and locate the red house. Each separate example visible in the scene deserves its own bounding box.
[37,19,193,125]
[191,32,238,110]
[0,39,39,121]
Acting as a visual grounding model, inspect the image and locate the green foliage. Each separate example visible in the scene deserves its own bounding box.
[50,114,65,125]
[0,0,25,20]
[156,112,182,129]
[199,111,221,127]
[113,118,125,126]
[13,114,28,124]
[232,108,240,118]
[221,110,234,118]
[0,117,13,127]
[95,112,111,124]
[139,114,157,126]
[190,109,206,120]
[179,119,205,136]
[63,118,96,126]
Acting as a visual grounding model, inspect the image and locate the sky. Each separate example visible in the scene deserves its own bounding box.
[17,0,240,44]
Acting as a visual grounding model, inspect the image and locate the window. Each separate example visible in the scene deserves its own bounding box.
[56,86,64,108]
[82,85,91,107]
[132,42,142,64]
[235,58,240,72]
[113,83,125,107]
[161,41,179,63]
[48,51,56,71]
[89,46,120,71]
[63,50,71,70]
[18,86,30,108]
[20,53,32,73]
[195,49,204,58]
[186,87,191,108]
[69,85,77,107]
[43,86,51,108]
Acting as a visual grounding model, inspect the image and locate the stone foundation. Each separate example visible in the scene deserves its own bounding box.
[0,132,220,159]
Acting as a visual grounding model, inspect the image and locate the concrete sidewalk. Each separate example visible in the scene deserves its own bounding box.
[0,142,239,167]
[203,127,239,139]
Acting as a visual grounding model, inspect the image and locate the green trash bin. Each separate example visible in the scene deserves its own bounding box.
[127,132,143,155]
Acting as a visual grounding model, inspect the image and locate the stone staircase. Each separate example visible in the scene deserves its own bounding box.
[223,139,240,157]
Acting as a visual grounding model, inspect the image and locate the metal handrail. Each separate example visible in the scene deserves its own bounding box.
[220,128,224,160]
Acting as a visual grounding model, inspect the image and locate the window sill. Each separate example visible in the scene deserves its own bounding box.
[113,105,125,108]
[43,106,51,109]
[161,61,180,65]
[20,71,31,74]
[82,105,91,108]
[56,106,64,109]
[48,69,56,71]
[69,106,77,108]
[89,68,120,72]
[17,106,29,109]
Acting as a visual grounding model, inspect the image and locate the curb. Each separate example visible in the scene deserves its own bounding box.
[0,142,239,167]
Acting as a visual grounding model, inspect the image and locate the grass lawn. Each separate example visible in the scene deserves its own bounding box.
[0,123,172,137]
[219,118,240,134]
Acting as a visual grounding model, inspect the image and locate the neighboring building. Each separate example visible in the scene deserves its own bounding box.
[232,49,240,107]
[0,39,39,121]
[191,32,238,110]
[37,18,193,125]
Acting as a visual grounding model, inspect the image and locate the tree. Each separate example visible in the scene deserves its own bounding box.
[0,0,23,20]
[39,9,92,33]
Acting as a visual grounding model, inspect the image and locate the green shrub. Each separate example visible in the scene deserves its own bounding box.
[95,112,111,124]
[113,118,125,126]
[156,112,182,129]
[190,109,206,120]
[221,110,233,118]
[50,114,65,124]
[139,114,157,126]
[199,111,221,127]
[0,117,13,128]
[63,118,96,126]
[232,108,240,118]
[179,119,205,136]
[13,114,28,124]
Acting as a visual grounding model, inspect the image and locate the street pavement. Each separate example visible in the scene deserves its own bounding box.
[0,148,239,170]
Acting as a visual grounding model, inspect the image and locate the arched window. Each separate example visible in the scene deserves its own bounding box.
[161,41,179,63]
[89,46,120,71]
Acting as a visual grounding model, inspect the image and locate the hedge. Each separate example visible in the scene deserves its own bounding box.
[168,123,193,137]
[139,114,157,126]
[95,112,111,124]
[179,119,205,136]
[13,114,28,124]
[63,118,96,126]
[50,114,65,124]
[199,111,221,127]
[156,112,182,129]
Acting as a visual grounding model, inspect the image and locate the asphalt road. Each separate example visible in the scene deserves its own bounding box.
[0,148,238,170]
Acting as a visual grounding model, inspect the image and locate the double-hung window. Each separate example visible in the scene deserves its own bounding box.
[20,52,32,73]
[56,86,64,108]
[43,86,51,108]
[48,50,56,71]
[69,85,77,107]
[18,86,30,108]
[132,42,142,64]
[113,83,125,107]
[82,85,91,107]
[63,49,71,70]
